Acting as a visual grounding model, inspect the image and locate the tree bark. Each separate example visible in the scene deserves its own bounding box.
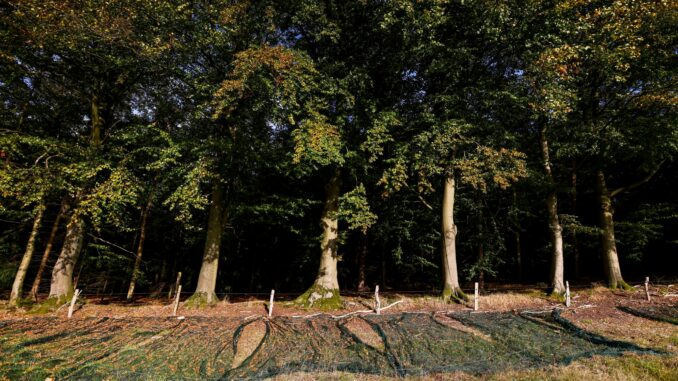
[596,170,630,289]
[192,184,224,305]
[441,173,465,301]
[30,199,69,300]
[9,204,45,306]
[539,126,565,295]
[314,170,340,290]
[48,214,85,300]
[126,191,153,301]
[295,169,341,307]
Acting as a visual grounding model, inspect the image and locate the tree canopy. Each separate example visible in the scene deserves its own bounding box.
[1,0,676,307]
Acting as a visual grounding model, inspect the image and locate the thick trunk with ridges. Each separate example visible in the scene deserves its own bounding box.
[48,215,85,300]
[597,170,630,290]
[191,184,224,305]
[296,170,341,308]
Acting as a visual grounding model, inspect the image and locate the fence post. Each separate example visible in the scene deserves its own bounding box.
[565,281,571,307]
[645,277,651,302]
[375,285,381,315]
[172,285,182,317]
[474,282,479,311]
[268,289,275,318]
[68,289,81,319]
[168,272,182,301]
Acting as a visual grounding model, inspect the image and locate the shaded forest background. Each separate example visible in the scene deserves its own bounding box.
[0,0,676,304]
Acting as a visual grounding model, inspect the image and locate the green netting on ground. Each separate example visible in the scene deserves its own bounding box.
[0,311,661,380]
[618,305,678,325]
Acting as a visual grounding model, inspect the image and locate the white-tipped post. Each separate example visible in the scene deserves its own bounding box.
[172,285,182,317]
[565,281,571,307]
[169,271,182,301]
[645,277,651,302]
[268,289,275,318]
[375,285,381,315]
[474,282,479,311]
[67,289,81,319]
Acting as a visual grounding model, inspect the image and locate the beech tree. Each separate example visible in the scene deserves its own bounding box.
[377,0,528,301]
[528,0,677,289]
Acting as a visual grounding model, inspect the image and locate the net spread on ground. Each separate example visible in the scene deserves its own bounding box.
[618,305,678,325]
[0,310,666,380]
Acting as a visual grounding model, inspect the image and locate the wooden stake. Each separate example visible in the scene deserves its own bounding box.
[268,289,275,318]
[474,282,479,311]
[68,289,81,319]
[375,285,381,315]
[168,271,182,301]
[565,281,571,307]
[172,285,182,317]
[645,277,651,302]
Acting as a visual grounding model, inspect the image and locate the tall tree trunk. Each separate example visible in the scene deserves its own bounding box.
[477,242,485,290]
[296,169,341,308]
[357,232,368,291]
[512,190,523,282]
[48,214,85,301]
[476,207,485,290]
[126,191,153,301]
[596,170,630,289]
[515,231,522,282]
[30,199,69,300]
[441,173,466,301]
[191,184,224,305]
[9,204,45,306]
[539,126,565,295]
[571,160,580,279]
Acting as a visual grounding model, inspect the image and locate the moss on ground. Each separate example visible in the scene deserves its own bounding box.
[609,279,633,291]
[30,293,75,314]
[183,291,218,308]
[293,284,342,310]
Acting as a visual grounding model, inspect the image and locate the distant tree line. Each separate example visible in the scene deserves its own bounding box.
[1,0,676,308]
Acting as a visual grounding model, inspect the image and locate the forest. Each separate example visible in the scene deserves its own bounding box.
[0,0,676,310]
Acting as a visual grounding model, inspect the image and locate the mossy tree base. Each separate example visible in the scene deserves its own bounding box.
[608,279,633,291]
[7,298,36,310]
[184,291,218,308]
[442,286,469,304]
[293,284,342,310]
[31,293,76,314]
[547,287,566,299]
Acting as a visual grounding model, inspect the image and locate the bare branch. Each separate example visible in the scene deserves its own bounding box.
[611,159,667,198]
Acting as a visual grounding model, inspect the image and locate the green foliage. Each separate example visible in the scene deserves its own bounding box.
[339,184,377,234]
[0,0,675,301]
[291,111,345,169]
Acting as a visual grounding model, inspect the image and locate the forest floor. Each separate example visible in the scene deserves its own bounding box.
[0,285,676,380]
